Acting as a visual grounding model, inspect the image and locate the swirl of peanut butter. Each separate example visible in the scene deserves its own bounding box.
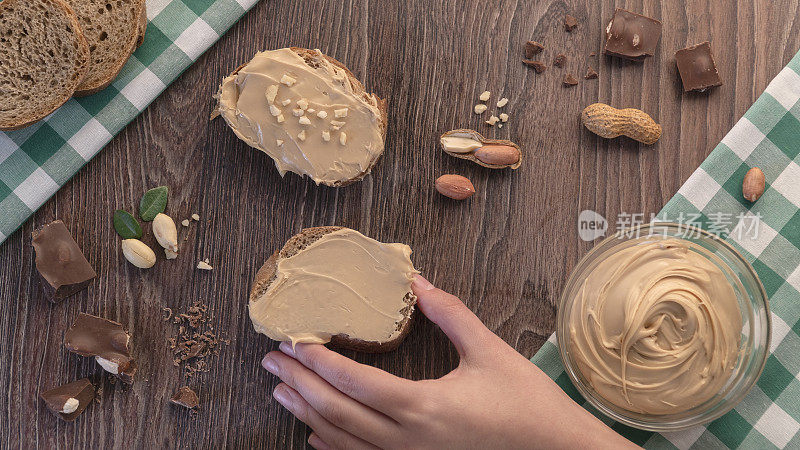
[568,239,742,415]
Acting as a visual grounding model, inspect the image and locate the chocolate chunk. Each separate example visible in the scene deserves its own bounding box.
[31,221,96,301]
[603,9,662,60]
[553,53,567,68]
[170,386,199,409]
[523,60,547,73]
[585,66,598,79]
[524,40,544,59]
[40,378,95,421]
[64,313,136,384]
[564,14,578,32]
[563,74,578,86]
[675,41,723,92]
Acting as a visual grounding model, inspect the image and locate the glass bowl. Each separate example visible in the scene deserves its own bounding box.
[557,222,770,431]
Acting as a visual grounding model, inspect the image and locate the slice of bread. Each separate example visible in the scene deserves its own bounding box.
[67,0,146,96]
[0,0,90,131]
[250,227,416,352]
[218,48,389,187]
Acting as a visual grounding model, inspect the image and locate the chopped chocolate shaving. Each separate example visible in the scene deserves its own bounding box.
[170,386,199,409]
[524,41,544,59]
[31,221,97,301]
[64,313,136,384]
[553,53,567,68]
[162,307,173,321]
[523,60,547,73]
[585,67,598,79]
[40,378,95,421]
[563,74,578,86]
[167,302,228,381]
[564,14,578,32]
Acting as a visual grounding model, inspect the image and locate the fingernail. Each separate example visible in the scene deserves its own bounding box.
[273,385,292,407]
[262,355,279,374]
[308,433,323,448]
[279,341,296,357]
[412,274,435,291]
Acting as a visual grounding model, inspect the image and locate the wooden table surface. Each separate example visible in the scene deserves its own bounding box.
[2,0,799,448]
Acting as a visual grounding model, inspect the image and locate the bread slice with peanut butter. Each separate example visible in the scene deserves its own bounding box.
[249,227,417,353]
[216,48,389,187]
[0,0,90,131]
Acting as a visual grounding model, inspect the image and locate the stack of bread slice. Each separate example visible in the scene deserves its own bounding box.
[0,0,146,130]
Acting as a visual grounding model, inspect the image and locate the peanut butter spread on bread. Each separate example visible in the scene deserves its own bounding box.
[216,48,385,186]
[568,239,742,415]
[249,229,418,346]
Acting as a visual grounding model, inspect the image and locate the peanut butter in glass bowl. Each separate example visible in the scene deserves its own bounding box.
[557,223,770,431]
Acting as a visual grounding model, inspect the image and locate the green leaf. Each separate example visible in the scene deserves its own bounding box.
[113,210,142,239]
[139,186,168,222]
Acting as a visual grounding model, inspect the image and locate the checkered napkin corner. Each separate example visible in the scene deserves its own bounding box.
[532,49,800,449]
[0,0,260,243]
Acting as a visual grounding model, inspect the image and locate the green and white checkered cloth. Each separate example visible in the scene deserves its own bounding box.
[533,49,800,449]
[0,0,258,243]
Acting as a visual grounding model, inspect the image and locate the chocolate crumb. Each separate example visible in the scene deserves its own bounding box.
[553,54,567,68]
[585,67,598,79]
[167,302,228,381]
[524,41,544,59]
[589,52,596,57]
[523,60,547,73]
[170,386,199,409]
[563,74,578,86]
[564,14,578,32]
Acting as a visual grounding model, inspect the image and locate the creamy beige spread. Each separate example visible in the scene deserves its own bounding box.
[249,229,418,346]
[217,48,385,186]
[569,239,742,415]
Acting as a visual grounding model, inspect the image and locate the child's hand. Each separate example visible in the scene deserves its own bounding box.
[261,276,637,450]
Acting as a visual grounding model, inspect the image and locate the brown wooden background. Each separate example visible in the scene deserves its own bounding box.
[2,0,800,448]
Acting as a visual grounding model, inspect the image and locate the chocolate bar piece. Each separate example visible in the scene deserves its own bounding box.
[40,378,95,421]
[64,313,137,384]
[675,42,723,92]
[31,221,96,301]
[603,9,662,60]
[170,386,199,409]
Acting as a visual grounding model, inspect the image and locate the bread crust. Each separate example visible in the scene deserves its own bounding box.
[135,5,148,48]
[73,0,147,96]
[249,227,416,353]
[0,0,90,131]
[220,48,389,187]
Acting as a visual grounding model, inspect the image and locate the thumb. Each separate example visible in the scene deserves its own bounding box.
[412,275,492,363]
